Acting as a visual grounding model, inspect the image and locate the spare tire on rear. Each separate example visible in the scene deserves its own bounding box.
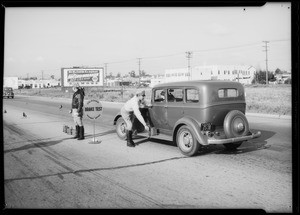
[223,110,249,150]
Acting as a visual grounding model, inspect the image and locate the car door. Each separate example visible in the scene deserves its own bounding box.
[165,88,184,130]
[149,88,169,133]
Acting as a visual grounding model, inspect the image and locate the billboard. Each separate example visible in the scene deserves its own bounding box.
[61,67,104,87]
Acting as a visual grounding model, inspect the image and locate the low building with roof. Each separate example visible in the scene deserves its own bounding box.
[164,65,256,85]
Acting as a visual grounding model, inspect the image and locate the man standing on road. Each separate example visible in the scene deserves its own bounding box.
[70,83,85,140]
[121,90,149,147]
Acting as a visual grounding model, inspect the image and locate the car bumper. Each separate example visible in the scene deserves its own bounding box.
[207,131,261,145]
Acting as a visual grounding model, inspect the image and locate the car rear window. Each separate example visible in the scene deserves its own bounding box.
[218,88,238,98]
[186,88,199,103]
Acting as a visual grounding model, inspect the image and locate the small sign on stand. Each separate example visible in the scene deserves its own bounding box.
[84,100,103,144]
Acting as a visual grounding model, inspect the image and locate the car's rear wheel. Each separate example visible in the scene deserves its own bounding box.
[176,125,200,156]
[223,110,249,150]
[116,117,127,140]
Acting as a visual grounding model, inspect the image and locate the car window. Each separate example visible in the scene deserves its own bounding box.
[167,88,183,102]
[186,88,199,103]
[154,89,166,102]
[218,88,238,98]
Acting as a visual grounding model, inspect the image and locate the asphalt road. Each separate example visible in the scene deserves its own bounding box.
[3,95,293,212]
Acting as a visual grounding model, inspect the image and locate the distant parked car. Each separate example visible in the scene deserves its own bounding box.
[3,87,14,99]
[114,80,261,157]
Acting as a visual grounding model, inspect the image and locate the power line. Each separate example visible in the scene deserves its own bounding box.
[39,38,290,76]
[140,52,185,60]
[193,42,262,53]
[106,58,137,64]
[269,38,290,42]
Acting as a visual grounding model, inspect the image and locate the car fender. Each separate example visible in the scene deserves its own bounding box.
[173,117,208,145]
[113,112,122,125]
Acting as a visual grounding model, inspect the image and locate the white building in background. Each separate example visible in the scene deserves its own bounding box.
[165,68,189,83]
[18,79,60,88]
[164,65,257,85]
[149,74,165,88]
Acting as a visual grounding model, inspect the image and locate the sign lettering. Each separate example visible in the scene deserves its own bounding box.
[85,107,94,111]
[84,100,103,120]
[62,67,104,87]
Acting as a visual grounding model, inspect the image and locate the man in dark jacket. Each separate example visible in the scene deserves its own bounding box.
[70,83,85,140]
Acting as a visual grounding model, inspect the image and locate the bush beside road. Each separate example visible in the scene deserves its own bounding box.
[15,84,291,116]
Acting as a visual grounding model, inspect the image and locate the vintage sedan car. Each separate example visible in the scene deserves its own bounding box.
[3,87,14,99]
[114,80,261,156]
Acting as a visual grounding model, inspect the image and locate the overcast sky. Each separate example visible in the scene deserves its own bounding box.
[4,3,291,79]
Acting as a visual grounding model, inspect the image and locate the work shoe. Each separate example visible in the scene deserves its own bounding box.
[126,130,135,147]
[73,125,79,139]
[78,126,85,140]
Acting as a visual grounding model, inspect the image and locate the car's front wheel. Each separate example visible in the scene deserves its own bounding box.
[176,125,200,157]
[116,117,127,140]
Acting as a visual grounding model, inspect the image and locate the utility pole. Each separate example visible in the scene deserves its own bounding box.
[104,63,108,87]
[262,41,269,85]
[137,58,141,86]
[186,51,193,80]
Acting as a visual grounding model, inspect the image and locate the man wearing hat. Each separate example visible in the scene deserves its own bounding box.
[121,90,150,147]
[70,82,85,140]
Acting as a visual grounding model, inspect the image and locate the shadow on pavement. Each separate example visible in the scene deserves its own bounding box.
[130,129,276,156]
[208,129,275,155]
[4,137,71,153]
[85,129,116,138]
[134,137,175,147]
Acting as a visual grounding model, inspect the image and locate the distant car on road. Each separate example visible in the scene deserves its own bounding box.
[114,80,261,156]
[3,87,14,99]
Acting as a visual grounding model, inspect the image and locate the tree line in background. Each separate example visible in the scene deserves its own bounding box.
[106,70,149,79]
[21,75,56,81]
[252,68,291,84]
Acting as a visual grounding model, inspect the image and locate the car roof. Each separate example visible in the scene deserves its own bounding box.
[153,80,243,89]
